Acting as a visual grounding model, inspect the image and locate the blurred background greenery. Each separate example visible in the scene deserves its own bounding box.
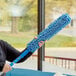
[0,0,76,48]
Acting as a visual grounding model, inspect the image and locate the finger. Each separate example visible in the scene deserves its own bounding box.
[8,64,12,70]
[8,66,12,70]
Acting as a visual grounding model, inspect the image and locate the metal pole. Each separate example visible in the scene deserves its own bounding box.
[38,0,45,71]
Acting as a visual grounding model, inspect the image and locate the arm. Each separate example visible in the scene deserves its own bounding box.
[0,40,32,63]
[0,40,12,73]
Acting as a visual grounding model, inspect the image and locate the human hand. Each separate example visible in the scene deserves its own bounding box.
[2,64,12,73]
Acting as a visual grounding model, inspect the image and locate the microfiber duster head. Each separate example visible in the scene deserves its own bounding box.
[27,13,71,53]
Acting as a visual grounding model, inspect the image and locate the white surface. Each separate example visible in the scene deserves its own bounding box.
[43,61,76,75]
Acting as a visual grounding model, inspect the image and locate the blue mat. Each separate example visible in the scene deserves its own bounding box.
[6,68,75,76]
[6,68,55,76]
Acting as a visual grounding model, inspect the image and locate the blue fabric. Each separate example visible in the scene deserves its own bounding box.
[6,68,75,76]
[6,68,55,76]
